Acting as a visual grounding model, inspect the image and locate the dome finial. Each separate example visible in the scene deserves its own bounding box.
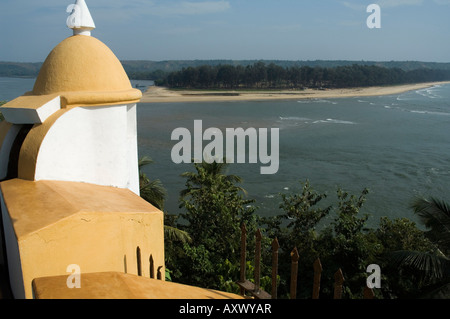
[66,0,95,36]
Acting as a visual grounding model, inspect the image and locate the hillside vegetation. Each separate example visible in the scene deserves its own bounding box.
[2,60,450,83]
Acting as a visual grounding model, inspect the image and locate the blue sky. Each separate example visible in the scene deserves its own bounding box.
[0,0,449,62]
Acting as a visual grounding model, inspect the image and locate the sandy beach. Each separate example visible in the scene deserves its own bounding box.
[139,81,450,103]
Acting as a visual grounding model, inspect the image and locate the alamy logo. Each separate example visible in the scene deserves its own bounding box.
[366,264,381,289]
[66,3,82,29]
[367,4,381,29]
[171,120,280,174]
[66,264,81,289]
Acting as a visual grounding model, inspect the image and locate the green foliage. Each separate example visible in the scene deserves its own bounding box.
[279,180,331,234]
[166,160,258,289]
[412,197,450,255]
[384,197,450,298]
[317,188,382,298]
[179,243,215,284]
[179,161,257,250]
[333,187,370,237]
[268,182,377,298]
[376,217,434,253]
[373,216,437,298]
[216,259,241,294]
[162,62,450,90]
[260,180,434,299]
[138,155,192,255]
[139,156,167,210]
[3,60,450,83]
[163,166,438,299]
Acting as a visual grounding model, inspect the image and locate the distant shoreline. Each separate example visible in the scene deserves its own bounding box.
[139,81,450,103]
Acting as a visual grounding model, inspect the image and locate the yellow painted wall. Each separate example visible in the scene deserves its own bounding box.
[1,179,164,299]
[19,211,164,299]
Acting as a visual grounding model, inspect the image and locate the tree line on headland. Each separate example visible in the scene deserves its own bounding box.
[2,60,450,90]
[157,62,450,90]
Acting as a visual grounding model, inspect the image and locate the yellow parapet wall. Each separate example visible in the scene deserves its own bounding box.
[32,272,244,299]
[0,179,164,299]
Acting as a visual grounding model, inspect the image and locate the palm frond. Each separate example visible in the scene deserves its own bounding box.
[411,196,450,250]
[389,250,449,281]
[137,156,191,245]
[179,160,248,199]
[138,156,154,170]
[164,225,192,243]
[140,179,167,210]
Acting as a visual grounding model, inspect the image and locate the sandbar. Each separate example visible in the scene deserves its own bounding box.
[139,81,450,103]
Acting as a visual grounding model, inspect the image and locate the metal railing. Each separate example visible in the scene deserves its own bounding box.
[236,224,375,299]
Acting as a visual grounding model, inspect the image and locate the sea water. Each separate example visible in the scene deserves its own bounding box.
[136,84,450,226]
[2,77,450,226]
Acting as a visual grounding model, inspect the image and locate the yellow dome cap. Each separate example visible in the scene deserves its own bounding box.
[32,35,142,106]
[1,4,142,124]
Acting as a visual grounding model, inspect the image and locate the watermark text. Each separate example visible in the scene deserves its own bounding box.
[366,264,381,289]
[367,4,381,29]
[171,120,280,174]
[66,264,81,289]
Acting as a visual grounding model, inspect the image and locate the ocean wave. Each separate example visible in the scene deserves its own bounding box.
[384,105,450,116]
[279,116,310,121]
[415,87,442,99]
[410,110,427,114]
[276,116,312,130]
[410,110,450,116]
[313,118,357,125]
[297,99,338,105]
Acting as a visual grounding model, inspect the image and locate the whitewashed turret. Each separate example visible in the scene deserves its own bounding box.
[0,0,142,194]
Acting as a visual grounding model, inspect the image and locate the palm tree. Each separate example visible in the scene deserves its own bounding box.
[139,156,167,210]
[138,156,191,244]
[179,160,247,201]
[178,159,256,246]
[390,197,450,298]
[177,159,256,288]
